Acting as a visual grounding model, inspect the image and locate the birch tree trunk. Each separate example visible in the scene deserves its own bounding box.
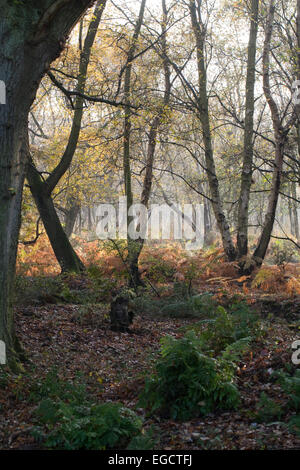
[127,0,172,287]
[189,0,236,261]
[236,0,259,260]
[252,0,296,266]
[121,0,147,288]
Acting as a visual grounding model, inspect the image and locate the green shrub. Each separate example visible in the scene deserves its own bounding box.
[87,265,118,301]
[133,291,217,319]
[0,368,9,389]
[59,280,103,305]
[126,427,156,450]
[268,240,299,266]
[14,271,114,307]
[160,292,217,318]
[31,370,145,450]
[228,301,261,340]
[273,369,300,436]
[279,369,300,436]
[87,264,104,280]
[220,337,251,364]
[288,415,300,436]
[144,256,176,283]
[139,331,240,421]
[171,280,194,299]
[199,306,236,354]
[255,392,283,423]
[280,369,300,412]
[186,302,260,356]
[14,276,63,305]
[71,303,109,327]
[191,293,217,316]
[33,400,143,450]
[29,368,87,403]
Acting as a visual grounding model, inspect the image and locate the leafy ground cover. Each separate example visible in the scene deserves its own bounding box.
[0,240,299,450]
[0,281,299,449]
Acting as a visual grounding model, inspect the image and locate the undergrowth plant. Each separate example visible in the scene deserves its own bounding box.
[132,291,217,319]
[29,368,87,403]
[33,400,143,450]
[255,392,283,423]
[184,301,261,356]
[31,369,148,450]
[14,276,63,305]
[271,369,300,436]
[268,240,299,266]
[139,301,261,421]
[138,330,240,421]
[279,369,300,412]
[279,369,300,436]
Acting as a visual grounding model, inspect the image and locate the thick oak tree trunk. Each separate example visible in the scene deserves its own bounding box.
[0,80,28,371]
[0,0,95,369]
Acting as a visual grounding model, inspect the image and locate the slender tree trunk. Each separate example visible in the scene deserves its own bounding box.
[129,120,166,286]
[0,0,95,369]
[27,1,106,273]
[288,182,295,236]
[87,206,93,232]
[293,3,300,243]
[127,0,171,286]
[291,180,299,241]
[253,140,285,263]
[64,199,81,238]
[27,156,85,272]
[237,0,259,260]
[197,179,212,246]
[123,0,147,212]
[189,0,236,261]
[252,0,293,266]
[122,0,147,288]
[294,124,300,241]
[203,198,213,246]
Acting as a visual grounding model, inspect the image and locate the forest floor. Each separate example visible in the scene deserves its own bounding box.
[0,241,300,450]
[0,273,299,450]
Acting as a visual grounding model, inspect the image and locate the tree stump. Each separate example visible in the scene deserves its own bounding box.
[109,290,135,332]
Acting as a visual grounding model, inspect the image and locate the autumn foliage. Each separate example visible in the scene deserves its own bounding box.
[17,235,300,297]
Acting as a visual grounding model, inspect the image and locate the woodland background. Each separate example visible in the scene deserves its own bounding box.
[0,0,299,451]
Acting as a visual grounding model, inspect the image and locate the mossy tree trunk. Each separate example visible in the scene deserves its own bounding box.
[0,0,95,370]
